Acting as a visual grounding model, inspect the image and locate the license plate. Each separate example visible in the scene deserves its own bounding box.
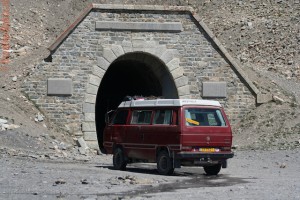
[199,148,219,152]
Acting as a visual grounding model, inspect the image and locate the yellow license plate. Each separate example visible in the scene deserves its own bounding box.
[199,148,217,152]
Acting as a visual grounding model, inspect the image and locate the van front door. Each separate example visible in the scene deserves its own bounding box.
[182,107,232,148]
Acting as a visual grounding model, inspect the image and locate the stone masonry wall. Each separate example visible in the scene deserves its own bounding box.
[23,8,256,143]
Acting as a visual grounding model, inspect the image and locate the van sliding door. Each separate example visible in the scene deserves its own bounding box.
[126,110,152,159]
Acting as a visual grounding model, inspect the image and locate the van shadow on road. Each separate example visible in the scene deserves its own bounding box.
[95,163,253,198]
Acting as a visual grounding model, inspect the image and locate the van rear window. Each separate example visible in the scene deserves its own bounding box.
[185,108,226,127]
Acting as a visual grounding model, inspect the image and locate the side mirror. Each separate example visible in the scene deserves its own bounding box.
[105,113,109,123]
[105,110,114,124]
[105,113,109,124]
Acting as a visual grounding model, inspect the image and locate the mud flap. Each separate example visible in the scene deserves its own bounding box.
[173,151,181,168]
[221,160,227,168]
[100,147,107,154]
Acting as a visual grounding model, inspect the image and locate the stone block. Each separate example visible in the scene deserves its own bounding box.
[78,147,87,155]
[175,76,189,87]
[192,14,202,22]
[83,131,97,141]
[97,57,110,71]
[0,118,8,125]
[132,47,145,52]
[202,82,227,98]
[160,49,179,64]
[171,67,184,79]
[122,41,132,47]
[89,74,101,86]
[123,46,133,54]
[178,85,190,96]
[167,58,180,71]
[103,48,116,63]
[134,5,154,10]
[86,141,99,150]
[74,131,84,136]
[77,137,89,149]
[197,61,208,68]
[132,39,146,48]
[95,21,182,32]
[84,113,95,121]
[123,5,135,10]
[145,41,156,47]
[82,122,96,132]
[83,103,95,113]
[272,95,284,104]
[85,93,96,104]
[92,65,105,78]
[93,4,122,10]
[86,83,99,95]
[47,78,72,96]
[111,45,124,57]
[146,46,167,58]
[256,93,273,104]
[179,94,192,99]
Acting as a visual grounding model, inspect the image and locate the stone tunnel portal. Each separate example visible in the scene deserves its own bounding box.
[95,52,179,151]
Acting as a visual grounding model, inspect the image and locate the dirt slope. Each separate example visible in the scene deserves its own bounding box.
[0,0,299,152]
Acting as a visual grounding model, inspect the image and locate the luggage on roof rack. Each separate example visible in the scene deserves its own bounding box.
[122,95,163,101]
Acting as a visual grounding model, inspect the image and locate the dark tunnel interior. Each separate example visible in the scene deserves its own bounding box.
[95,54,174,151]
[97,59,162,112]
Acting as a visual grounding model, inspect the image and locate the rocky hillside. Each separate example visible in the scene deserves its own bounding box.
[0,0,299,153]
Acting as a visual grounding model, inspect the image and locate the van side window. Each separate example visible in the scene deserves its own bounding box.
[131,110,152,124]
[185,108,226,127]
[153,110,172,125]
[112,110,128,125]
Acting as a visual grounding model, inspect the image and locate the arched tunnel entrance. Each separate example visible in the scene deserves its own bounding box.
[95,52,178,151]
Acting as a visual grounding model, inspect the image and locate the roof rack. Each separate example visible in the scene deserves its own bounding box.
[119,98,222,108]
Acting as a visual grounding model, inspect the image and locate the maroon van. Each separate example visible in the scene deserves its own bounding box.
[102,99,234,175]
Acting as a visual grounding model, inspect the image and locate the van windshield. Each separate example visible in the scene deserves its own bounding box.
[185,108,226,127]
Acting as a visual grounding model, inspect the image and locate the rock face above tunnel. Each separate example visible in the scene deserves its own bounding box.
[23,4,256,149]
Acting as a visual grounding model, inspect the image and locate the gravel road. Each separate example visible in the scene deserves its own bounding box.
[1,149,299,200]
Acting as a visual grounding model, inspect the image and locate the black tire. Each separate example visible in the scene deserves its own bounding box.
[113,148,127,170]
[204,164,222,175]
[157,151,174,175]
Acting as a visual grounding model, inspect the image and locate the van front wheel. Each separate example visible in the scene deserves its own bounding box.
[113,148,127,170]
[157,151,174,175]
[204,164,221,175]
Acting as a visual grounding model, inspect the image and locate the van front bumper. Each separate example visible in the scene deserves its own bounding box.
[176,152,234,160]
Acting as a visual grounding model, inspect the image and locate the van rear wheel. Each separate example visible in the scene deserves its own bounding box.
[204,164,221,175]
[113,148,127,170]
[157,151,174,175]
